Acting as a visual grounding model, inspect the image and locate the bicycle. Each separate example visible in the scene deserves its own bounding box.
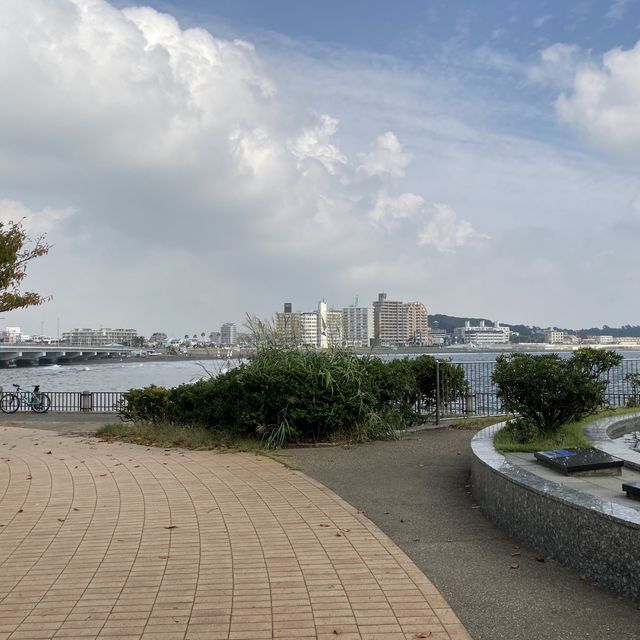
[0,384,51,414]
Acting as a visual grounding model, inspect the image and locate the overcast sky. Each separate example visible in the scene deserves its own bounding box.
[2,0,640,338]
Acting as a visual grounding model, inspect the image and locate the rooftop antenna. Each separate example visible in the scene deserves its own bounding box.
[354,295,358,307]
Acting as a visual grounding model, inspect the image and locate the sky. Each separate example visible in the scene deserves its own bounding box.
[2,0,640,337]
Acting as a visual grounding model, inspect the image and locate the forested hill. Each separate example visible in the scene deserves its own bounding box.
[430,314,640,339]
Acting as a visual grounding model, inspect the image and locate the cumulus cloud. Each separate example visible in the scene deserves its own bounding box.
[0,0,486,336]
[417,204,484,254]
[556,41,640,155]
[3,0,636,332]
[358,132,412,178]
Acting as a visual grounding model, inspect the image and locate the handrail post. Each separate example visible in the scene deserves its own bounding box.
[435,360,441,426]
[80,390,92,412]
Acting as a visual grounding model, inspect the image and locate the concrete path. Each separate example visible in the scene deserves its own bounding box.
[283,430,640,640]
[0,424,470,640]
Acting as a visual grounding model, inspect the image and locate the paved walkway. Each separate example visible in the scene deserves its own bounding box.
[0,425,470,640]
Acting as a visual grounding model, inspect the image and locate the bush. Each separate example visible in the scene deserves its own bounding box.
[492,348,622,435]
[119,349,469,446]
[121,385,171,422]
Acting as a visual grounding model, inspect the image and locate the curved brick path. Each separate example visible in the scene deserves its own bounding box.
[0,426,470,640]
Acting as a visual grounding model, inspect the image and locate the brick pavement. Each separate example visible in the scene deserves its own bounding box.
[0,426,471,640]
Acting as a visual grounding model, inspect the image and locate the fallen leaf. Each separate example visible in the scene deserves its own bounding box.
[415,633,432,638]
[511,550,521,557]
[319,524,330,527]
[57,518,65,523]
[18,509,23,513]
[73,508,79,511]
[164,525,178,529]
[535,555,545,563]
[335,533,342,537]
[46,451,52,455]
[510,563,519,570]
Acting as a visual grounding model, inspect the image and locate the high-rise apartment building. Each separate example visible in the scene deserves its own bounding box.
[403,301,429,345]
[220,323,237,346]
[275,301,342,348]
[373,293,429,346]
[373,293,404,346]
[342,306,374,347]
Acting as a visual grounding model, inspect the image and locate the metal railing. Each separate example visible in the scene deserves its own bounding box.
[2,358,640,418]
[0,390,124,413]
[420,358,640,422]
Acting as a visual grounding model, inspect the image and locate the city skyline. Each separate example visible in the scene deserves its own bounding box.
[2,1,640,336]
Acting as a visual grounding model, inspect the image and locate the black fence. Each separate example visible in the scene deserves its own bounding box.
[0,390,124,413]
[3,358,640,418]
[421,358,640,422]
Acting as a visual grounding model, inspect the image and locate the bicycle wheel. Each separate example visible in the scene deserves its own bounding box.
[0,393,20,414]
[31,393,51,413]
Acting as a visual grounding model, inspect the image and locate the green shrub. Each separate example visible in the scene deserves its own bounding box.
[120,385,171,422]
[492,348,622,435]
[120,349,469,446]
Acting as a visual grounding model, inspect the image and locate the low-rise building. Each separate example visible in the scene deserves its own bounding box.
[454,320,510,346]
[544,329,566,344]
[62,328,138,346]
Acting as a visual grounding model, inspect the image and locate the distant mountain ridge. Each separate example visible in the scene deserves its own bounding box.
[429,314,640,340]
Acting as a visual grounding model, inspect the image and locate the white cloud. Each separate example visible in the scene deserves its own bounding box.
[369,192,424,227]
[358,132,412,178]
[556,41,640,155]
[289,115,347,175]
[529,43,585,89]
[0,200,75,234]
[1,0,639,333]
[417,203,484,254]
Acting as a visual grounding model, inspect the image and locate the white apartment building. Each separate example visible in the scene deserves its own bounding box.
[300,312,318,346]
[62,328,138,346]
[1,327,23,343]
[544,329,566,344]
[342,305,374,347]
[454,320,510,345]
[275,301,342,348]
[220,323,237,346]
[617,337,640,347]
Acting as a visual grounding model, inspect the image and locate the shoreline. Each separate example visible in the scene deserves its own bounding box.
[3,343,640,370]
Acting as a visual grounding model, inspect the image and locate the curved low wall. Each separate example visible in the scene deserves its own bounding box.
[470,417,640,601]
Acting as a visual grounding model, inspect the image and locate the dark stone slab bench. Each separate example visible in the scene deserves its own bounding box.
[534,448,623,476]
[622,482,640,501]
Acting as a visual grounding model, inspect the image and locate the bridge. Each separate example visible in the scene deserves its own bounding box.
[0,344,133,367]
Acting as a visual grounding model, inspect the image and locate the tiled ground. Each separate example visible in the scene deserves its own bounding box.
[0,426,471,640]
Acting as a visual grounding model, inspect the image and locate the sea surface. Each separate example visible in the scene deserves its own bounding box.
[0,358,235,393]
[1,349,640,393]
